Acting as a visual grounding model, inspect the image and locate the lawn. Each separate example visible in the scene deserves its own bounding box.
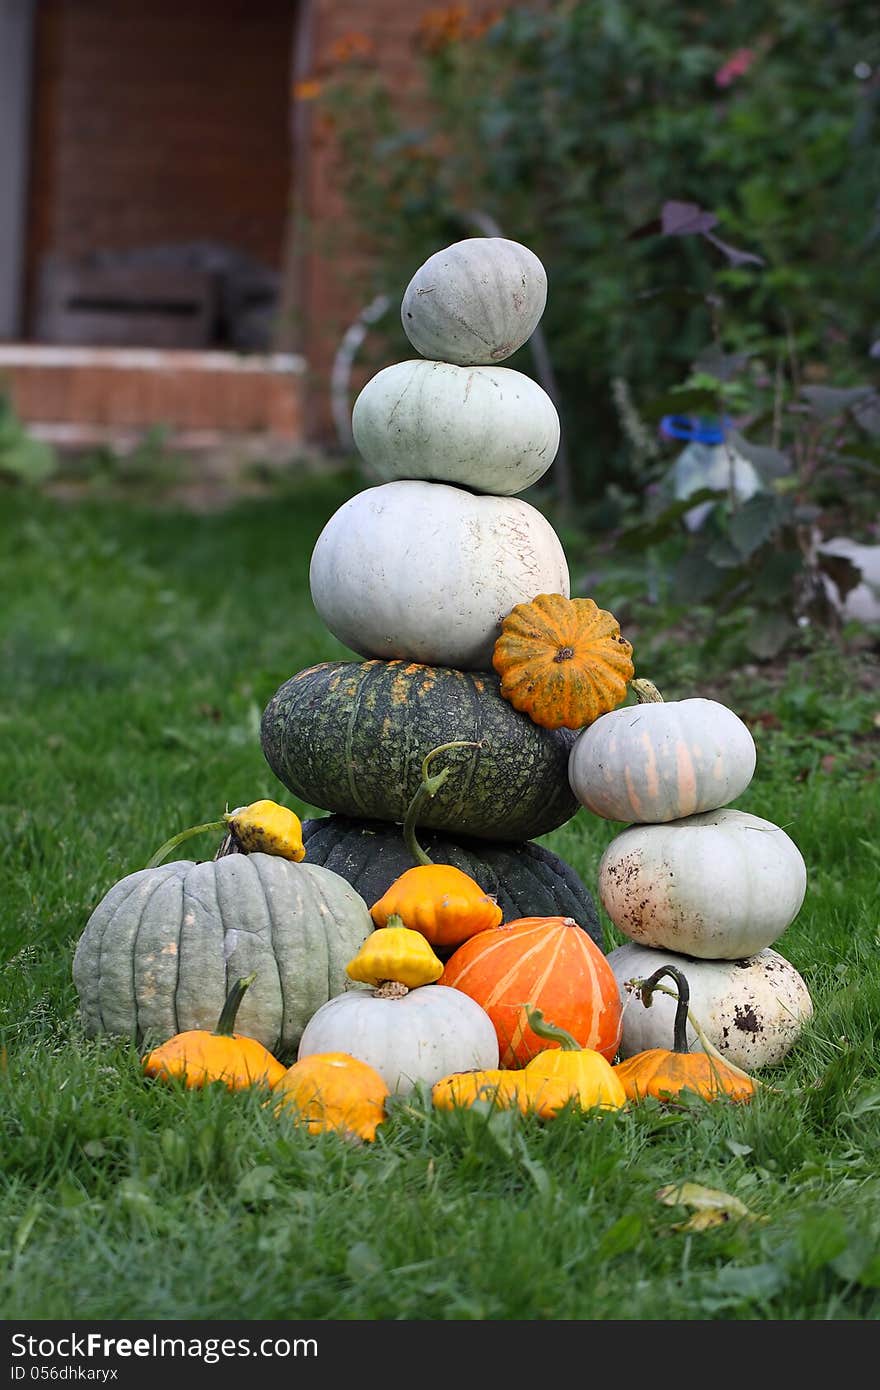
[1,471,879,1321]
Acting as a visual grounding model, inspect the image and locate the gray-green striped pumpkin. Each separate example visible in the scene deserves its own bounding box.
[261,660,580,841]
[300,815,603,951]
[72,853,372,1057]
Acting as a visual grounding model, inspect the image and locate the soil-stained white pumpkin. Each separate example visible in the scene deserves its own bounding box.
[598,808,807,959]
[309,480,570,671]
[607,942,814,1070]
[352,359,559,495]
[296,983,499,1094]
[401,237,547,365]
[569,696,756,823]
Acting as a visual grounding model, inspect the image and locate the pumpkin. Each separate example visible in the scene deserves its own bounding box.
[346,919,443,989]
[297,980,499,1096]
[272,1053,389,1142]
[261,660,580,842]
[598,808,807,959]
[608,942,814,1071]
[612,965,756,1103]
[300,816,602,946]
[492,593,634,731]
[518,1008,627,1116]
[441,916,622,1068]
[308,480,569,671]
[400,236,547,365]
[73,852,373,1057]
[568,678,757,823]
[431,1069,522,1111]
[141,973,287,1090]
[351,359,559,496]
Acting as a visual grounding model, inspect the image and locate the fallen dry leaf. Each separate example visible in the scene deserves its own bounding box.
[656,1181,765,1233]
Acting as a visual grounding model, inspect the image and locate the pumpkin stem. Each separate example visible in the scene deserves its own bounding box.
[638,966,691,1053]
[215,973,257,1036]
[525,1005,581,1052]
[402,740,485,867]
[629,974,761,1088]
[145,819,227,869]
[631,678,664,704]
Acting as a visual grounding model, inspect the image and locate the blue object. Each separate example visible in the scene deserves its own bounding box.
[660,414,732,444]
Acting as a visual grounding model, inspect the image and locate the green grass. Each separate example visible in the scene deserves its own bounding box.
[1,474,879,1321]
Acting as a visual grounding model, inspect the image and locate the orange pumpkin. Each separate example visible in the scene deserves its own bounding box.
[142,974,287,1091]
[613,965,756,1104]
[271,1052,390,1141]
[441,916,623,1067]
[492,593,634,731]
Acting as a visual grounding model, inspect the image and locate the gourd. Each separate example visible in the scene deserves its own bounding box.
[346,920,444,989]
[612,966,756,1103]
[300,815,603,947]
[431,1069,522,1111]
[608,941,814,1070]
[568,678,757,823]
[308,480,569,671]
[73,850,373,1057]
[441,916,622,1068]
[297,980,499,1096]
[492,593,634,730]
[261,659,580,842]
[272,1053,389,1142]
[352,359,559,496]
[400,236,547,365]
[517,1009,627,1117]
[141,974,287,1090]
[598,808,807,959]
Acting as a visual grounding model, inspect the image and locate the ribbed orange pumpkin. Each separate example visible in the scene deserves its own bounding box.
[440,916,623,1067]
[492,593,634,731]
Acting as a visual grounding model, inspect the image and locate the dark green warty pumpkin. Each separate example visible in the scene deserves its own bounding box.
[72,854,372,1057]
[301,814,603,951]
[261,660,580,842]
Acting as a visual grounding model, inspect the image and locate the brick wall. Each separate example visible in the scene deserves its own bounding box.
[25,0,295,310]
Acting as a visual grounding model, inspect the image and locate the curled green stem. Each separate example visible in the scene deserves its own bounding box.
[145,819,226,869]
[215,973,257,1036]
[402,740,486,867]
[525,1005,581,1052]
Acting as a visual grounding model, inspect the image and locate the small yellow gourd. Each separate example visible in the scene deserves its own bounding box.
[432,1069,522,1111]
[346,918,443,989]
[519,1008,627,1116]
[225,800,305,861]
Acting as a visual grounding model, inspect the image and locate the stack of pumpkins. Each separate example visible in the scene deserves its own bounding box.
[567,678,815,1070]
[261,236,608,938]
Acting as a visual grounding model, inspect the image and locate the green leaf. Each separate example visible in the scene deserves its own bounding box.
[746,611,798,659]
[236,1165,279,1205]
[728,431,792,480]
[596,1211,644,1260]
[728,493,784,559]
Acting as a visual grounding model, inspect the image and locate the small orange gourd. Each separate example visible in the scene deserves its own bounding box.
[613,965,756,1104]
[141,974,287,1090]
[271,1052,390,1142]
[369,742,502,948]
[492,593,634,730]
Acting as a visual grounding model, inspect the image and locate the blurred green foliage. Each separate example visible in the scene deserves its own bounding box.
[325,0,879,498]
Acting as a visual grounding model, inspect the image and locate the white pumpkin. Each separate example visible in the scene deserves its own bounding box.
[401,237,547,365]
[608,942,814,1070]
[598,808,807,959]
[296,983,499,1094]
[309,480,570,670]
[568,689,757,823]
[351,359,559,496]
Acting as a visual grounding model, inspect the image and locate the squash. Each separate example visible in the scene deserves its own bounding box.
[608,941,814,1071]
[431,1069,522,1111]
[308,480,569,671]
[492,593,634,730]
[612,965,756,1103]
[300,814,603,947]
[272,1052,389,1142]
[351,359,559,495]
[346,919,444,988]
[73,852,373,1057]
[261,660,580,842]
[297,982,499,1095]
[142,974,287,1090]
[518,1008,627,1116]
[568,678,757,823]
[400,236,547,365]
[598,808,807,959]
[441,916,622,1068]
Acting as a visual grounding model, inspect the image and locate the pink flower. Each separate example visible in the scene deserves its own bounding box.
[715,48,756,88]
